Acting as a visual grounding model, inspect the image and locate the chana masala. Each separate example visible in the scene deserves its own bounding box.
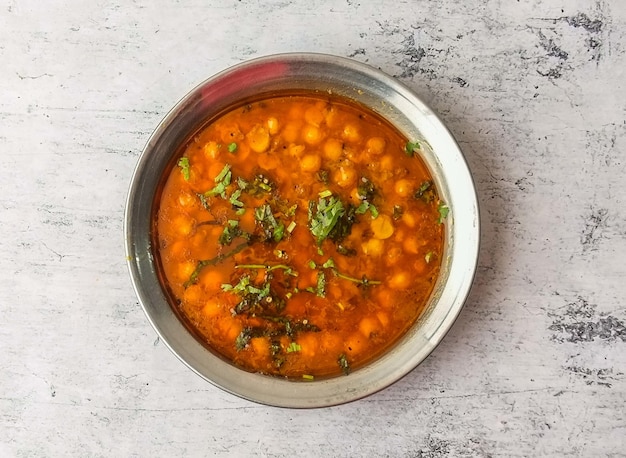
[155,94,447,379]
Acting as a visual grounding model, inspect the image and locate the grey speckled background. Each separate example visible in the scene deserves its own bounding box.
[1,1,624,456]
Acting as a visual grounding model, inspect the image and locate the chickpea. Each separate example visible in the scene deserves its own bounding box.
[389,270,412,290]
[394,179,413,197]
[302,124,324,145]
[202,299,222,317]
[258,152,280,170]
[282,121,302,143]
[376,311,389,327]
[361,238,384,257]
[250,337,270,357]
[177,261,196,282]
[342,123,361,143]
[380,154,394,171]
[323,138,343,161]
[366,136,386,155]
[178,191,196,208]
[246,124,270,153]
[304,105,325,126]
[359,317,379,338]
[333,165,357,188]
[174,215,195,237]
[200,268,227,292]
[371,214,394,239]
[288,143,305,157]
[403,236,420,254]
[300,154,321,173]
[203,141,220,159]
[266,117,279,135]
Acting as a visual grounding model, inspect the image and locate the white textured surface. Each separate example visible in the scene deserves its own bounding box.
[1,1,625,456]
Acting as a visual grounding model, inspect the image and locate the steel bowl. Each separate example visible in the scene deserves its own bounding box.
[125,52,479,408]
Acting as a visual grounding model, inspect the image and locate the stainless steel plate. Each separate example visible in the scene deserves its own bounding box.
[125,53,479,408]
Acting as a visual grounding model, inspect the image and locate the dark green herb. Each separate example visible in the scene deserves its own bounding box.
[218,219,247,246]
[337,353,351,375]
[319,257,381,287]
[197,193,210,210]
[415,180,435,203]
[336,244,356,257]
[235,327,253,351]
[308,194,356,245]
[177,157,191,181]
[315,169,329,184]
[245,174,273,196]
[392,205,404,220]
[255,203,286,243]
[235,263,298,277]
[356,176,375,202]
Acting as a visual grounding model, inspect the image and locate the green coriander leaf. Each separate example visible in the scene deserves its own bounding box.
[228,142,238,153]
[316,271,326,298]
[177,157,190,181]
[286,342,301,353]
[437,203,449,224]
[229,189,244,207]
[318,189,333,198]
[215,164,232,183]
[405,141,421,157]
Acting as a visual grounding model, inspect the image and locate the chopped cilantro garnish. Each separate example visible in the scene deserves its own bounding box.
[338,353,351,375]
[177,157,190,181]
[355,201,379,219]
[229,189,244,208]
[215,164,231,182]
[415,181,435,202]
[228,142,238,153]
[315,271,326,297]
[218,220,246,246]
[205,164,232,198]
[255,203,285,243]
[286,342,301,353]
[308,194,351,245]
[318,189,333,198]
[437,202,449,224]
[405,141,421,157]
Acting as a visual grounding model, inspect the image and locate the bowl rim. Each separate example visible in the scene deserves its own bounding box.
[125,52,480,408]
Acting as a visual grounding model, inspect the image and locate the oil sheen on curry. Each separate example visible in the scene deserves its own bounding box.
[156,94,447,380]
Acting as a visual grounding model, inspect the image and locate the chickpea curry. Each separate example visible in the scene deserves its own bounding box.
[155,94,447,380]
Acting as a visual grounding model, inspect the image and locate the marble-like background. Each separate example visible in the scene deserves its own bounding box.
[1,1,624,456]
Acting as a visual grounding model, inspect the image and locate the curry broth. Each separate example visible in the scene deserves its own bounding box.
[155,94,445,379]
